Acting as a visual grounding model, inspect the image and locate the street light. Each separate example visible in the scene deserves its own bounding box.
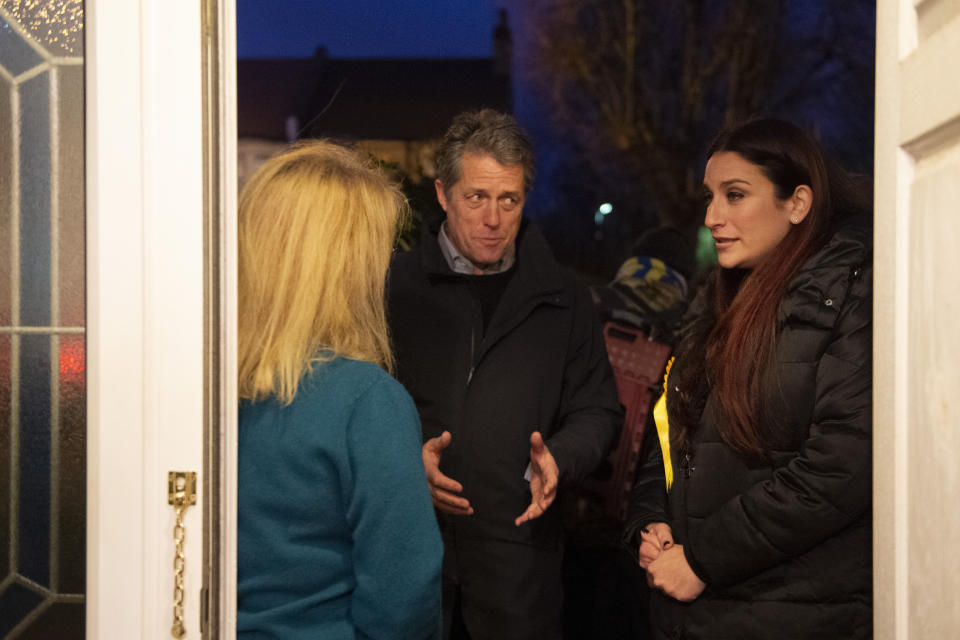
[594,202,613,225]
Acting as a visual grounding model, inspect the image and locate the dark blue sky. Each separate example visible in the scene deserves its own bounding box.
[237,0,502,58]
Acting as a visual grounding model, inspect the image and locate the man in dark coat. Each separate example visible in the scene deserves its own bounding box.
[388,109,623,640]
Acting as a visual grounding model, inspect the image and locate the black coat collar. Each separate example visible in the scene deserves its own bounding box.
[779,216,872,328]
[419,218,566,299]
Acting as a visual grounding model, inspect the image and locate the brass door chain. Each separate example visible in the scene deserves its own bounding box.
[168,472,198,638]
[172,505,188,637]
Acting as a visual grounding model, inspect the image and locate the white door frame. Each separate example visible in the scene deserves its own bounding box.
[205,0,239,635]
[85,0,237,637]
[874,0,960,637]
[82,0,960,637]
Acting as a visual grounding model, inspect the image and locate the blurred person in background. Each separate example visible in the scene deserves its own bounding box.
[561,225,695,639]
[591,224,696,345]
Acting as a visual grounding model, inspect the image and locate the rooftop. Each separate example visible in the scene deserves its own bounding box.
[238,55,512,141]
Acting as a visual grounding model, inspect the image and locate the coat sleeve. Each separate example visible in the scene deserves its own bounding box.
[622,417,670,552]
[345,375,443,640]
[545,281,625,486]
[684,273,873,587]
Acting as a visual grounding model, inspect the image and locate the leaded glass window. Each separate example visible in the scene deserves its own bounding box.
[0,1,85,637]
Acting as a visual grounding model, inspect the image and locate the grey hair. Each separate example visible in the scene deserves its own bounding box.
[435,109,535,195]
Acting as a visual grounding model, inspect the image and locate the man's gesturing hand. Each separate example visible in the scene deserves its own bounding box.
[422,431,473,515]
[515,431,559,526]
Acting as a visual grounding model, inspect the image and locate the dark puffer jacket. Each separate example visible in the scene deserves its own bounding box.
[625,219,873,640]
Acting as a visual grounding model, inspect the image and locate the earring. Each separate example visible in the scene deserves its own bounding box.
[791,216,799,224]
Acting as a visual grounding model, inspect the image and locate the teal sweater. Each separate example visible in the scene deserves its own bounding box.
[238,358,442,639]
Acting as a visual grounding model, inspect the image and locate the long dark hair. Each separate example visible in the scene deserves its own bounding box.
[669,119,870,457]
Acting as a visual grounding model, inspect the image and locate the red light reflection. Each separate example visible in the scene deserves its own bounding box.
[59,336,85,388]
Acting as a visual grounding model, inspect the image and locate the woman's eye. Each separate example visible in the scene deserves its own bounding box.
[727,191,744,202]
[703,192,713,205]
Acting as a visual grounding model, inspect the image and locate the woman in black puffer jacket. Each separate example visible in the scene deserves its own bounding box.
[624,119,872,640]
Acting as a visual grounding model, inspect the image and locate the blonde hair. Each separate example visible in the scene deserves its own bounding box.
[238,140,407,404]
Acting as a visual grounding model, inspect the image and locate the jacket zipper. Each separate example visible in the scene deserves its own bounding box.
[466,291,564,388]
[682,450,695,479]
[466,290,481,386]
[467,328,476,385]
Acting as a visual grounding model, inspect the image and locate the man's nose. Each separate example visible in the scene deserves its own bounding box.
[482,202,501,227]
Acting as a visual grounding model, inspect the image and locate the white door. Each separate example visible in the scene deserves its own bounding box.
[86,0,237,638]
[874,0,960,637]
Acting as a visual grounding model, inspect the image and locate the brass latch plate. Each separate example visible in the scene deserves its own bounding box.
[168,471,198,507]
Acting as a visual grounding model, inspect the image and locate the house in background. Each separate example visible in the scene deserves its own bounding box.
[237,10,513,187]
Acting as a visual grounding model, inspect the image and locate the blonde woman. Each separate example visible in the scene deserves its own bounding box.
[237,141,442,639]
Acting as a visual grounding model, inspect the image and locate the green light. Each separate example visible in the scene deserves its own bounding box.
[696,226,717,267]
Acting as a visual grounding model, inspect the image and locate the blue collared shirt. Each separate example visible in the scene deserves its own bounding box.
[437,221,516,275]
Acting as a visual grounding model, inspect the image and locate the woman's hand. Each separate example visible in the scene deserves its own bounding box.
[647,544,706,602]
[638,522,674,570]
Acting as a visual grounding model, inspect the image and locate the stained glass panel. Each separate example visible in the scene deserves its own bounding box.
[57,334,84,594]
[18,333,51,587]
[56,66,84,328]
[0,18,44,76]
[0,72,10,327]
[0,1,85,636]
[18,71,50,328]
[0,583,45,638]
[0,334,9,579]
[0,0,83,57]
[15,601,84,639]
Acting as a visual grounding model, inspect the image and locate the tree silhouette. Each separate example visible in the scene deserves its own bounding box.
[520,0,874,232]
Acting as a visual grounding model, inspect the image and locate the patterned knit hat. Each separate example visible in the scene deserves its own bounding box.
[631,226,695,280]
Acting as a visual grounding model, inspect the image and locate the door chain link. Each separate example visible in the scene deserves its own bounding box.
[168,472,197,638]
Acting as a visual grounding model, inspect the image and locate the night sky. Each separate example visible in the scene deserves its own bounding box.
[236,0,503,59]
[236,1,876,277]
[234,1,558,221]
